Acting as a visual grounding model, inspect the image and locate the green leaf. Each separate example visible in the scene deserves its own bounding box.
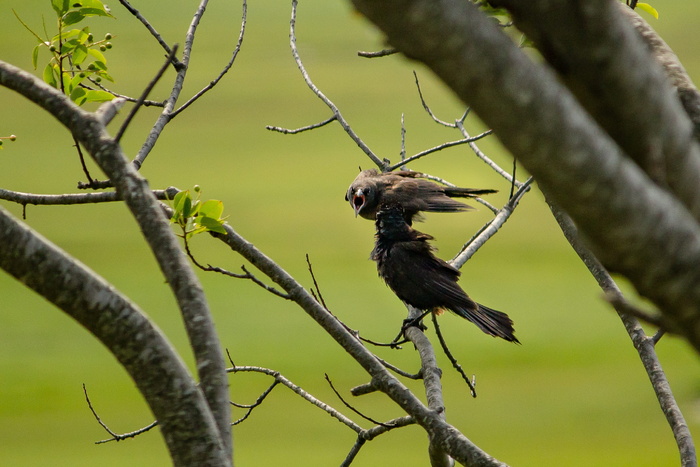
[52,0,70,16]
[87,48,107,64]
[636,3,659,19]
[82,89,114,103]
[199,216,227,234]
[199,199,224,219]
[32,45,39,69]
[72,44,88,64]
[42,63,58,88]
[70,86,87,105]
[79,7,112,18]
[76,0,114,16]
[62,11,85,26]
[69,72,84,90]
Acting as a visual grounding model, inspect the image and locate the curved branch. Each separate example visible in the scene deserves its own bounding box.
[0,206,227,466]
[0,60,231,461]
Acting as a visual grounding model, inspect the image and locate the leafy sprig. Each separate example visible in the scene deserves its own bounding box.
[170,186,227,239]
[15,0,116,105]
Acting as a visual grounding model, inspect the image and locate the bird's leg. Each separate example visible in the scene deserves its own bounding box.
[390,310,431,347]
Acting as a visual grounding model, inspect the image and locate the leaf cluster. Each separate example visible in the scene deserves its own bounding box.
[170,187,227,239]
[15,0,115,105]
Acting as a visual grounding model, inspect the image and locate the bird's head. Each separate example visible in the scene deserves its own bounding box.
[347,186,375,217]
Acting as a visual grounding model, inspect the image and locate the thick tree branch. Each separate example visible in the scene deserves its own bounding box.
[490,0,700,219]
[0,206,227,466]
[348,0,700,353]
[0,60,231,462]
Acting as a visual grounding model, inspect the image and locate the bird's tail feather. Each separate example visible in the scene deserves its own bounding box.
[453,303,519,343]
[443,187,498,198]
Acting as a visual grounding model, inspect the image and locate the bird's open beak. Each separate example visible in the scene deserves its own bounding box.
[352,190,365,217]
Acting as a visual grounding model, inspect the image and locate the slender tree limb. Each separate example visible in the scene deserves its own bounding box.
[404,307,454,467]
[0,187,178,206]
[549,203,696,467]
[0,60,231,462]
[286,0,384,169]
[0,205,227,466]
[451,177,532,268]
[172,0,247,118]
[115,45,179,143]
[118,0,175,57]
[266,115,337,134]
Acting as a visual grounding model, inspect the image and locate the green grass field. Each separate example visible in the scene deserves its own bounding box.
[1,1,699,465]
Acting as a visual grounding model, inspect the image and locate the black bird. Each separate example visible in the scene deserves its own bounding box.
[371,205,518,343]
[346,169,497,224]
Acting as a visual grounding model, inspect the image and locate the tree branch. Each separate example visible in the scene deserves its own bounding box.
[549,202,697,467]
[0,205,227,466]
[0,60,231,462]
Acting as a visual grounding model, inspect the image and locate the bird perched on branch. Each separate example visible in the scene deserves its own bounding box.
[371,204,518,343]
[345,168,497,224]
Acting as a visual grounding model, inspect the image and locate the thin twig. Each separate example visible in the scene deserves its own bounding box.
[325,374,397,428]
[115,45,179,144]
[432,314,477,397]
[287,0,384,168]
[357,48,397,58]
[413,70,457,128]
[182,233,291,299]
[266,115,337,134]
[386,134,493,171]
[451,177,533,268]
[83,383,158,444]
[118,0,175,57]
[231,381,279,426]
[172,0,248,117]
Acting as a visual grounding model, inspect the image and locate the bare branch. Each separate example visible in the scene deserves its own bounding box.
[451,177,533,268]
[431,314,477,397]
[285,0,384,168]
[549,202,697,467]
[115,45,179,143]
[84,384,159,444]
[357,48,397,58]
[0,187,178,207]
[172,0,248,117]
[266,115,337,134]
[118,0,175,57]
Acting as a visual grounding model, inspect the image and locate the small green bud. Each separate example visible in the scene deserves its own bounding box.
[193,185,201,192]
[0,140,4,146]
[79,72,86,78]
[49,45,57,52]
[105,42,113,49]
[9,135,16,141]
[87,34,94,42]
[99,45,106,51]
[95,76,102,83]
[105,33,112,40]
[87,63,96,70]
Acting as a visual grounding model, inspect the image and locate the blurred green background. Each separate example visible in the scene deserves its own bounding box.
[1,1,699,465]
